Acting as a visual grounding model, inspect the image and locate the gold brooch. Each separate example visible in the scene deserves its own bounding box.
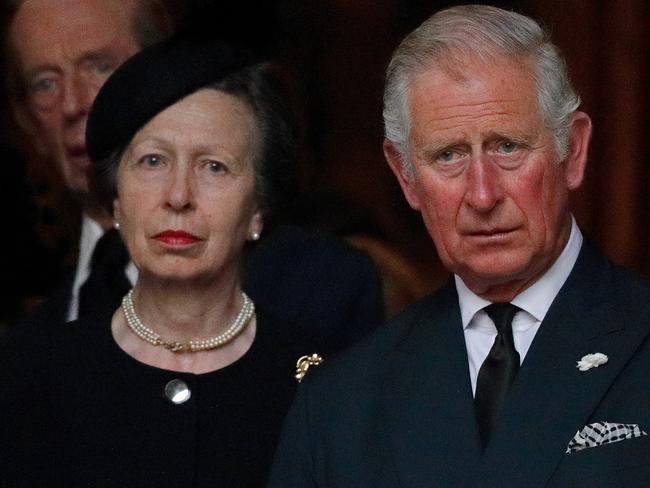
[295,353,323,383]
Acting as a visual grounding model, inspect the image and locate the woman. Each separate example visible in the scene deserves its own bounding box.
[0,36,317,487]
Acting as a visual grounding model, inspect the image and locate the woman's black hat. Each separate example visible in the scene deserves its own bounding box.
[86,35,256,163]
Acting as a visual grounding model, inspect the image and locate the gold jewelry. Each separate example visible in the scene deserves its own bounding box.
[122,289,255,352]
[295,353,323,382]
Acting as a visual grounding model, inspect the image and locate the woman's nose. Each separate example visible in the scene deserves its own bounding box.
[165,167,195,211]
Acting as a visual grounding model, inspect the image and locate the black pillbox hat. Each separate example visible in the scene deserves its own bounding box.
[86,35,257,163]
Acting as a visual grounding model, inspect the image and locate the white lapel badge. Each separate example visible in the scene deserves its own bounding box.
[295,353,323,383]
[576,352,608,371]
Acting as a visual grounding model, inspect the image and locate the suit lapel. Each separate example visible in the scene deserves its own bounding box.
[382,282,482,486]
[473,242,650,486]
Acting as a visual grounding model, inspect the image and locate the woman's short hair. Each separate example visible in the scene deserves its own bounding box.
[88,36,298,224]
[383,4,581,171]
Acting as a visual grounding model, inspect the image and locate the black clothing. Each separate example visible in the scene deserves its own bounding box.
[244,225,384,355]
[0,144,64,328]
[1,307,316,487]
[78,229,131,318]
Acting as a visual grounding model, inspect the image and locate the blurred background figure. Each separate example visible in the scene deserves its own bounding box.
[2,0,175,327]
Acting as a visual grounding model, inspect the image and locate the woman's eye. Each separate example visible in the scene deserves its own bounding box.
[140,154,163,167]
[207,160,227,173]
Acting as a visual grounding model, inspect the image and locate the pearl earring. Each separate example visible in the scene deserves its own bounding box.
[114,221,121,230]
[250,231,260,241]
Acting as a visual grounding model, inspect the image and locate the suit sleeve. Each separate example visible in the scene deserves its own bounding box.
[267,383,319,487]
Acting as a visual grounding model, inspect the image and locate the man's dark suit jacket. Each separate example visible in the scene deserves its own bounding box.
[268,242,650,487]
[17,225,385,355]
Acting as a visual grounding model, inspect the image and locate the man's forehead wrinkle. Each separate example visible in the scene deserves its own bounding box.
[428,97,520,115]
[415,101,520,134]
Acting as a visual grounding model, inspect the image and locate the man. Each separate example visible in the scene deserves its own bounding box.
[5,0,384,351]
[6,0,172,322]
[268,5,649,487]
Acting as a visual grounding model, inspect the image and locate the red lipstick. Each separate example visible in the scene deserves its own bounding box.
[153,230,202,246]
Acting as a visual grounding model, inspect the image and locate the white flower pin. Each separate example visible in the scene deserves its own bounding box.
[576,353,608,371]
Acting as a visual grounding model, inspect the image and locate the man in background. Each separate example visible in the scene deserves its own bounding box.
[269,5,649,486]
[5,0,173,322]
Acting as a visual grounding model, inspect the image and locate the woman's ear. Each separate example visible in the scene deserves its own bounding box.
[248,209,264,241]
[113,199,121,225]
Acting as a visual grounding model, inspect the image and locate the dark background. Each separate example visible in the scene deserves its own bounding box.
[2,0,649,321]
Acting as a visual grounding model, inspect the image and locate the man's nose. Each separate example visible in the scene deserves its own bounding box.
[61,73,95,121]
[463,155,503,212]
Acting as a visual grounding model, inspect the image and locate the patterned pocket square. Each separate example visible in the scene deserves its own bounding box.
[566,421,648,454]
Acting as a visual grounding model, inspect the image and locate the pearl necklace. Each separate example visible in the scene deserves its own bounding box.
[122,289,255,353]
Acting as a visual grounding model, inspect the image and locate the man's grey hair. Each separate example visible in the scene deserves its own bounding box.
[383,4,581,171]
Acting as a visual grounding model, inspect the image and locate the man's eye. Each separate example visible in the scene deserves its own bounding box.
[499,141,518,153]
[94,61,114,74]
[29,78,56,93]
[436,149,463,165]
[439,150,455,162]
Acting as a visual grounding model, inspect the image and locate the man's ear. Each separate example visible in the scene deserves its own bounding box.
[563,111,592,190]
[383,138,422,211]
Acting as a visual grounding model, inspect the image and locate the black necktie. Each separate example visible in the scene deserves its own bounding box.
[474,303,521,450]
[78,229,131,318]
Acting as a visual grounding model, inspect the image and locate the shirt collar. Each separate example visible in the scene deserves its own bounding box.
[455,217,583,328]
[68,215,107,322]
[76,214,105,281]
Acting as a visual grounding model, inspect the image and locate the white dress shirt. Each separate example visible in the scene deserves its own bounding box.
[67,215,137,322]
[456,217,583,395]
